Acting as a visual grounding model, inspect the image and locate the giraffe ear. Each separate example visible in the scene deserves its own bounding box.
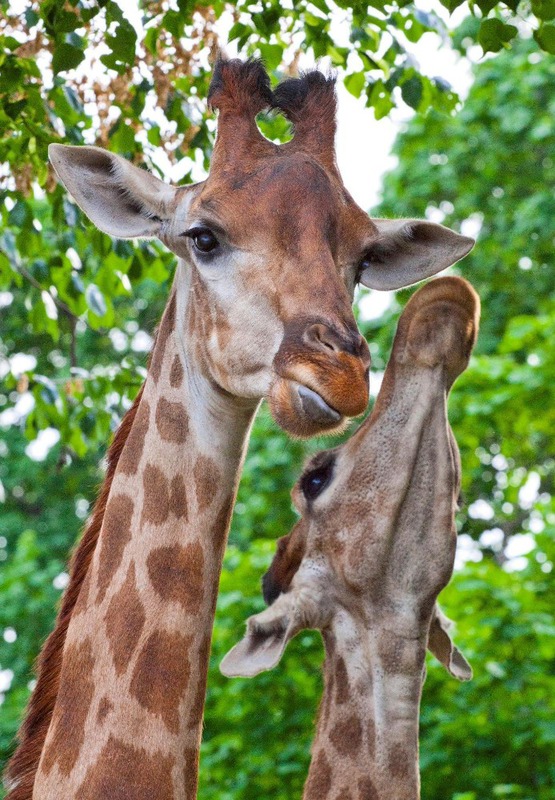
[360,219,474,291]
[48,145,180,239]
[427,606,473,681]
[220,602,297,678]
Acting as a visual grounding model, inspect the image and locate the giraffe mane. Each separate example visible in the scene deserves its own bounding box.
[3,383,145,800]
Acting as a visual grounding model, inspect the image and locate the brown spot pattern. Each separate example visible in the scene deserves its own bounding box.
[149,292,176,384]
[304,750,332,799]
[105,563,146,675]
[334,656,349,705]
[357,777,380,800]
[366,716,376,760]
[97,696,113,724]
[73,563,92,616]
[170,354,184,388]
[388,742,413,779]
[147,542,204,612]
[188,633,211,729]
[141,464,170,526]
[210,492,234,559]
[96,494,134,605]
[76,735,174,800]
[193,455,221,513]
[130,630,192,734]
[40,639,95,777]
[183,747,200,800]
[118,399,150,475]
[334,790,354,800]
[329,714,362,757]
[170,474,188,519]
[155,397,189,443]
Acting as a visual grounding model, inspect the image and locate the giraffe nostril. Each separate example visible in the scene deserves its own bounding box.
[304,323,342,354]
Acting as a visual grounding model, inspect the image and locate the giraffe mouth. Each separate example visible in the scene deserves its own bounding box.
[296,385,341,425]
[267,378,347,438]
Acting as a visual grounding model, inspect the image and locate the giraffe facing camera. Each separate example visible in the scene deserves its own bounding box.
[222,276,480,800]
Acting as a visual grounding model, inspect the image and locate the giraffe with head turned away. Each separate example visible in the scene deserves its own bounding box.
[5,56,474,800]
[222,276,479,800]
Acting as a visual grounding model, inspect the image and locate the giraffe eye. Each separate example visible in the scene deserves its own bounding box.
[301,460,334,501]
[182,227,220,254]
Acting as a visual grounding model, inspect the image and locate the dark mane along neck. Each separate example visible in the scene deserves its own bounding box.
[4,384,145,800]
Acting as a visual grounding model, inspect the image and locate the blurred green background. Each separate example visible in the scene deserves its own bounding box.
[1,2,554,798]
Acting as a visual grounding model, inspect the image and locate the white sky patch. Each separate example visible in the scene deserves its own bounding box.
[0,669,14,693]
[0,291,13,309]
[3,628,17,644]
[41,291,58,320]
[529,513,545,534]
[479,527,504,551]
[468,498,495,521]
[25,427,61,461]
[0,392,35,427]
[460,212,484,240]
[455,533,483,570]
[109,328,128,353]
[131,330,154,353]
[519,471,540,509]
[491,453,509,471]
[504,556,529,573]
[66,247,82,270]
[505,533,535,559]
[75,497,90,520]
[358,289,394,321]
[10,353,37,377]
[53,572,70,591]
[369,369,384,398]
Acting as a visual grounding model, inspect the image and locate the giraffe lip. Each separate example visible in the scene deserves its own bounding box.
[297,385,341,424]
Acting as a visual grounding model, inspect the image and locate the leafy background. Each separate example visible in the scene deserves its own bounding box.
[1,1,554,799]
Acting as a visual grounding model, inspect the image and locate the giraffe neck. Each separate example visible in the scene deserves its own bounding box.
[304,626,424,800]
[33,268,258,800]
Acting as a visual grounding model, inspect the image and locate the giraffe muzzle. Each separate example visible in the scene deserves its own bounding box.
[268,318,371,437]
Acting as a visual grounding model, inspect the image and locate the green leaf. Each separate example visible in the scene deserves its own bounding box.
[52,43,85,74]
[478,18,518,53]
[534,22,555,52]
[101,20,137,73]
[259,43,283,70]
[368,80,394,119]
[401,75,423,109]
[476,0,499,15]
[440,0,466,13]
[344,71,366,98]
[532,0,555,19]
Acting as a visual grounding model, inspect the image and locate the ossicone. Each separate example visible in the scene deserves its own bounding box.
[273,70,337,126]
[273,71,338,171]
[208,55,274,117]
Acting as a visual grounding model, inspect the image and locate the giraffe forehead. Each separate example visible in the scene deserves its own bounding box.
[194,155,372,247]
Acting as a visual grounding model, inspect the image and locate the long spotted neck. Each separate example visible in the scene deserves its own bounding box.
[33,267,258,799]
[304,627,423,800]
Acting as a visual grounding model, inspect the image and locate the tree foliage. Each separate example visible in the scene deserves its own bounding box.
[0,3,554,799]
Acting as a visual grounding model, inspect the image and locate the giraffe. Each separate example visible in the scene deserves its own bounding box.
[4,56,475,800]
[222,276,479,800]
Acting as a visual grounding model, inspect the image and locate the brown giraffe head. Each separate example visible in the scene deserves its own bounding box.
[48,59,474,437]
[222,276,478,679]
